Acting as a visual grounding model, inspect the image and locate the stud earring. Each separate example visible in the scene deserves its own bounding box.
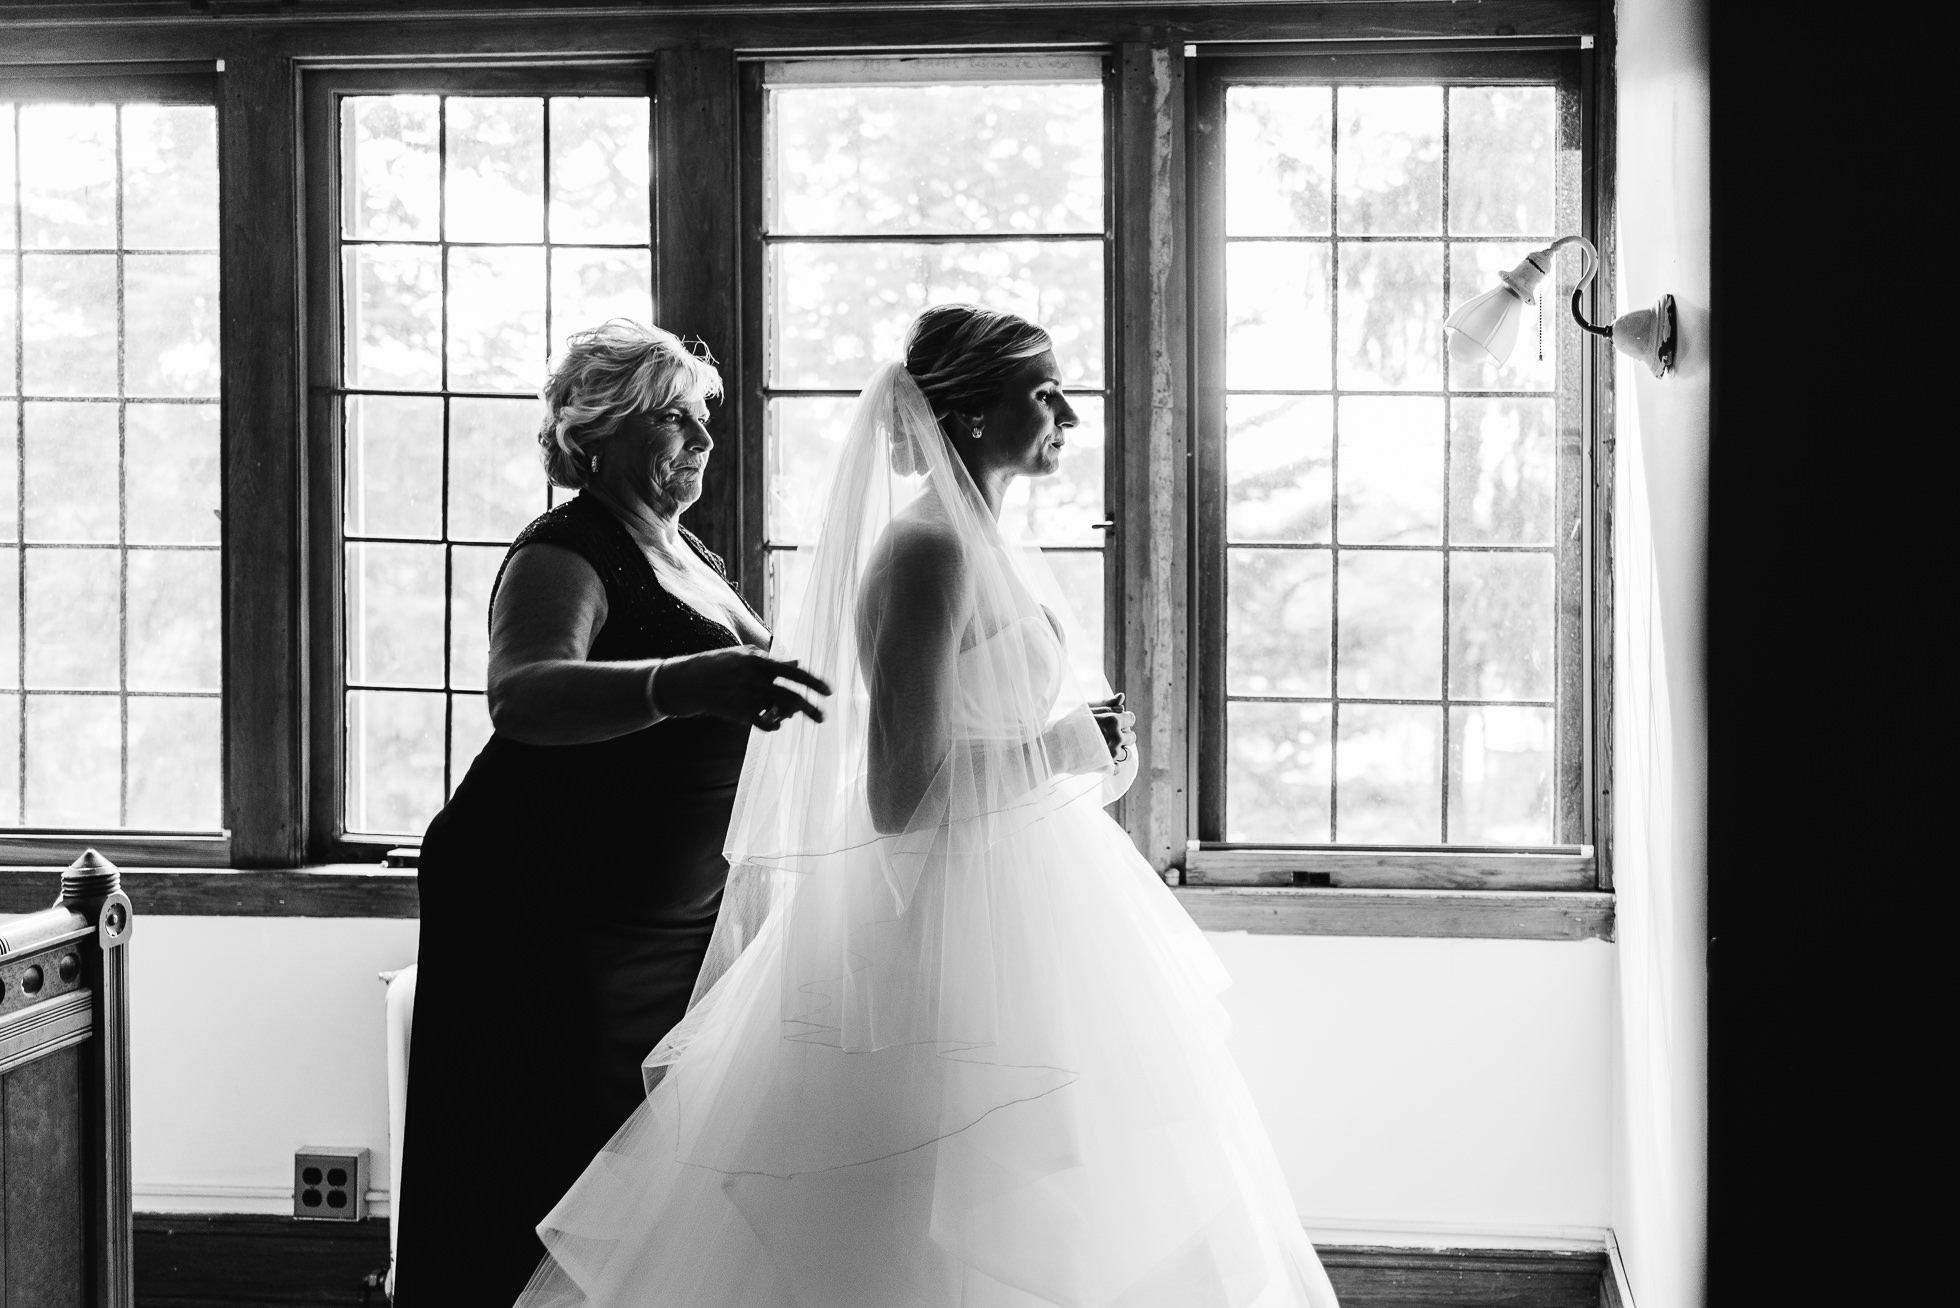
[589,451,601,474]
[970,424,984,441]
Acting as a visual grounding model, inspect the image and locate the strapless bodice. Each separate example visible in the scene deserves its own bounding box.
[953,612,1066,740]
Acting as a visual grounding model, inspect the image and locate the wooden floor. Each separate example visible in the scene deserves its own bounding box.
[133,1214,1611,1307]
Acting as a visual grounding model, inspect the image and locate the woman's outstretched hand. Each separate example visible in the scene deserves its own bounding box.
[656,647,832,731]
[1090,692,1137,765]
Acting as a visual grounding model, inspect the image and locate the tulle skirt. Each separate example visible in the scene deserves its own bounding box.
[516,797,1340,1308]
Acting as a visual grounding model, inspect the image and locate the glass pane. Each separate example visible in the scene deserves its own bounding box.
[126,254,220,396]
[1226,242,1331,391]
[127,694,222,829]
[1000,396,1105,548]
[0,548,16,687]
[445,97,544,244]
[127,549,220,692]
[1450,397,1557,545]
[449,545,504,692]
[450,397,546,542]
[1336,87,1442,236]
[1226,701,1332,843]
[18,104,116,249]
[1336,703,1440,843]
[22,253,117,395]
[1044,549,1105,689]
[770,83,1102,236]
[1448,242,1557,394]
[127,403,221,544]
[1225,86,1332,237]
[0,693,16,823]
[24,693,119,827]
[447,246,546,392]
[0,107,14,249]
[123,105,219,249]
[770,240,1104,389]
[345,689,445,836]
[24,547,118,688]
[1337,242,1443,391]
[1449,551,1554,702]
[550,247,654,355]
[549,97,651,244]
[765,547,813,635]
[1338,396,1443,545]
[1337,549,1442,699]
[344,395,443,540]
[1226,395,1333,544]
[345,541,445,688]
[1228,548,1331,697]
[0,263,15,390]
[1449,87,1556,237]
[342,96,439,241]
[449,691,494,794]
[1449,704,1553,844]
[343,245,442,391]
[23,402,118,542]
[765,397,858,546]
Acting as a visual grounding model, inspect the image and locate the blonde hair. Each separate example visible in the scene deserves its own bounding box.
[894,305,1052,475]
[538,320,724,489]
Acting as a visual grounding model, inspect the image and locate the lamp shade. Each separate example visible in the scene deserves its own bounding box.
[1443,282,1528,366]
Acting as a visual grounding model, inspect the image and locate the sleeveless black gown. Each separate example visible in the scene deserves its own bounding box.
[393,495,757,1307]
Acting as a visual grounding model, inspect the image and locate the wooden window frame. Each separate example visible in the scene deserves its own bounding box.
[299,62,656,865]
[0,62,232,869]
[734,51,1124,681]
[1183,43,1615,896]
[1,3,1612,940]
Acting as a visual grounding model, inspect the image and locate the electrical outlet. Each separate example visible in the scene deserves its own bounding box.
[294,1147,368,1221]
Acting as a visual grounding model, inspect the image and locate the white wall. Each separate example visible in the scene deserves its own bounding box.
[1213,932,1612,1247]
[129,915,1612,1250]
[129,916,420,1214]
[1610,0,1712,1303]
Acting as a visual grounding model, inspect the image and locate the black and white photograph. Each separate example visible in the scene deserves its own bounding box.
[1,2,1738,1305]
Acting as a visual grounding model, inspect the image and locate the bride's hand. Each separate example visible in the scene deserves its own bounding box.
[1089,692,1137,765]
[654,647,832,731]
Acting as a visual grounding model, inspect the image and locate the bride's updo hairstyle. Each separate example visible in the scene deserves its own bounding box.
[894,304,1052,475]
[537,319,723,489]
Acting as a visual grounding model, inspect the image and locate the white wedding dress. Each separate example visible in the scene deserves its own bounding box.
[515,365,1339,1308]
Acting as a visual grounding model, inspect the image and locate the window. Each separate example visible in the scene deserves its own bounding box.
[7,14,1611,932]
[751,56,1112,684]
[1190,52,1594,885]
[1,87,222,836]
[311,71,652,845]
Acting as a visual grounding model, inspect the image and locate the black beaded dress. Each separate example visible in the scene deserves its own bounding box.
[392,494,759,1308]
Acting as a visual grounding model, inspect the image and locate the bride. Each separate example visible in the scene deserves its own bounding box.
[516,306,1339,1308]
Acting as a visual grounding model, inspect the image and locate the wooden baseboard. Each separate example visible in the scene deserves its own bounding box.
[134,1213,1614,1307]
[1320,1245,1610,1306]
[135,1213,389,1306]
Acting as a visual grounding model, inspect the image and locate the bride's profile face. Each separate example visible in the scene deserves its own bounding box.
[977,350,1078,479]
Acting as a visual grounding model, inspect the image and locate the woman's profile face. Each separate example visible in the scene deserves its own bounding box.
[976,349,1077,480]
[605,389,713,513]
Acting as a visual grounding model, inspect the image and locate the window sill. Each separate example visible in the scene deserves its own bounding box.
[1172,886,1614,942]
[5,869,1611,940]
[1185,845,1598,892]
[0,864,419,918]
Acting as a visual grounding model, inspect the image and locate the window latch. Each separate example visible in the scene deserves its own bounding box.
[1091,518,1117,535]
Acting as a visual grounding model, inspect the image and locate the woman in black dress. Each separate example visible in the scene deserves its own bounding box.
[392,321,829,1307]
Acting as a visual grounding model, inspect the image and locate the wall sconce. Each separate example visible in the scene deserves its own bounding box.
[1443,234,1676,378]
